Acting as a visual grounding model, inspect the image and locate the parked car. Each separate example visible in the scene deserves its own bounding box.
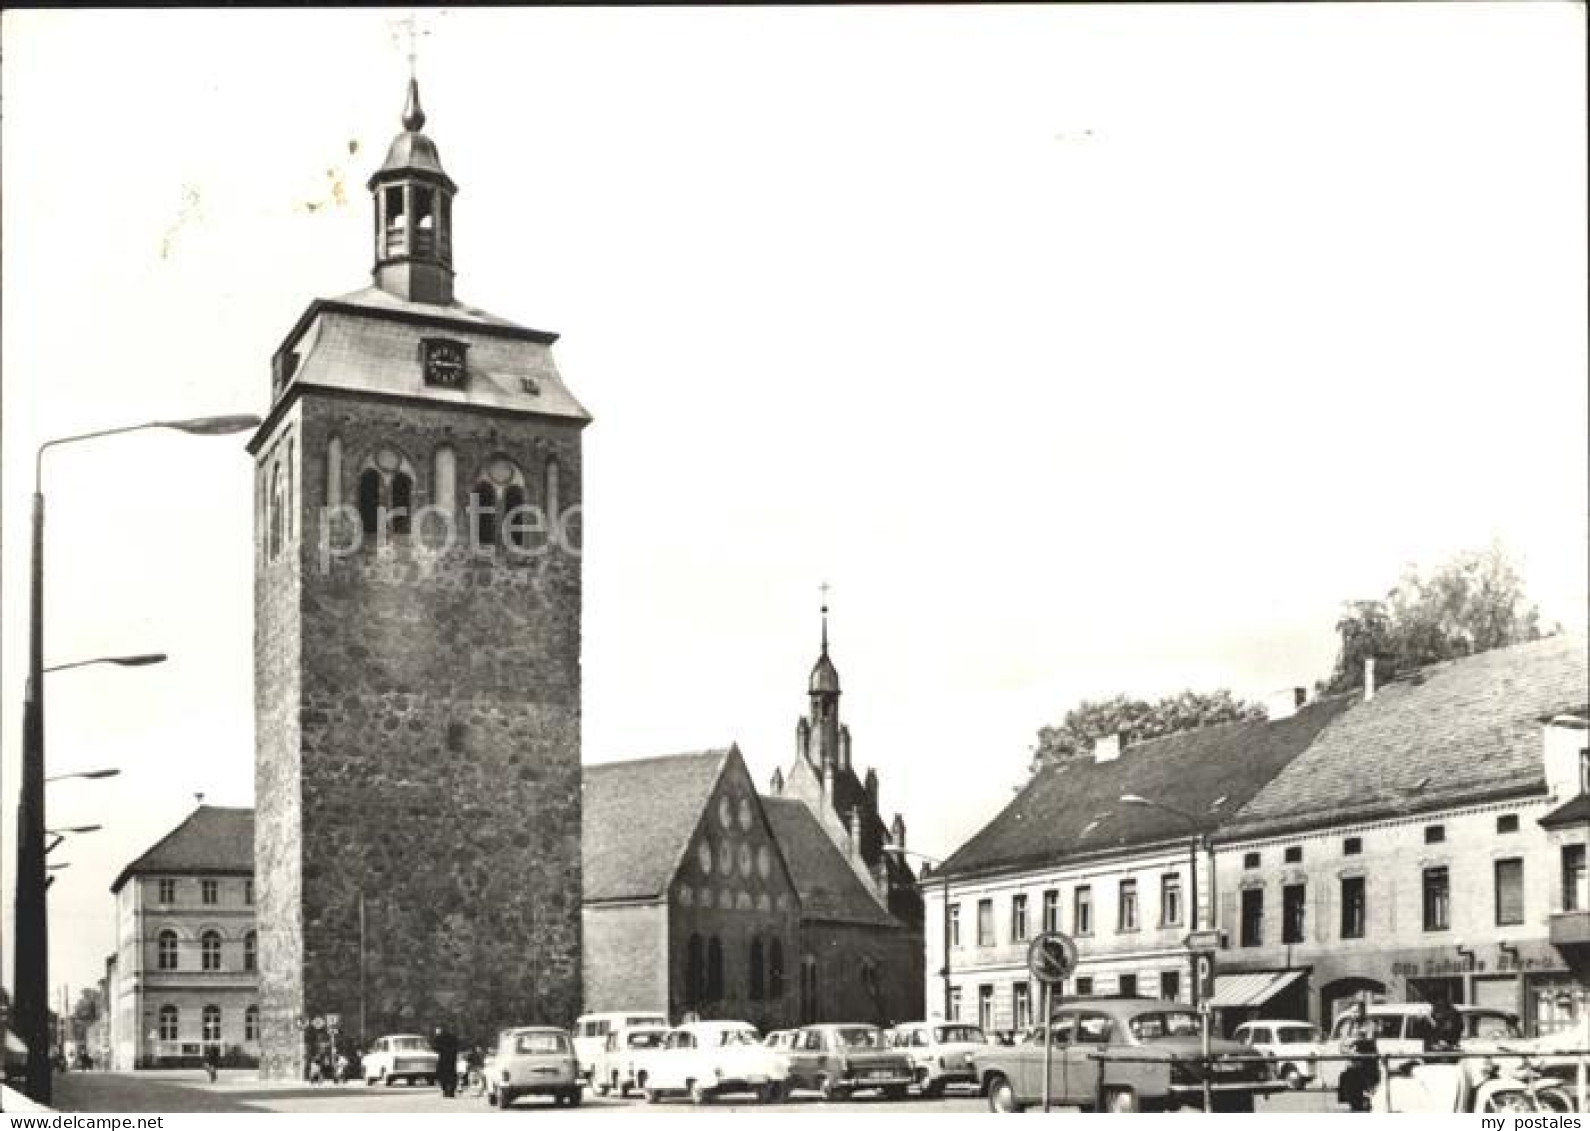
[487,1027,582,1109]
[640,1020,786,1104]
[1232,1020,1323,1089]
[363,1034,439,1087]
[571,1012,668,1081]
[888,1021,987,1096]
[592,1024,668,1097]
[971,996,1282,1112]
[785,1023,915,1101]
[763,1029,800,1082]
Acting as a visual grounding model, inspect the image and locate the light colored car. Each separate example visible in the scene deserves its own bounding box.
[764,1029,800,1082]
[640,1020,786,1104]
[571,1012,668,1081]
[888,1021,987,1096]
[972,997,1282,1113]
[592,1024,668,1097]
[785,1023,915,1101]
[1233,1020,1323,1089]
[487,1027,582,1109]
[363,1034,438,1087]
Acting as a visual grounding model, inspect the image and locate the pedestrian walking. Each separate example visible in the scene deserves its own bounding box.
[1335,1002,1379,1112]
[203,1043,220,1083]
[335,1050,351,1085]
[432,1024,460,1098]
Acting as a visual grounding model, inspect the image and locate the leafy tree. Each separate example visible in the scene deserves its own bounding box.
[1325,542,1546,692]
[72,987,103,1023]
[1032,688,1265,770]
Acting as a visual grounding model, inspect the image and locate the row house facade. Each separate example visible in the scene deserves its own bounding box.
[930,695,1351,1032]
[1213,635,1588,1036]
[106,807,260,1069]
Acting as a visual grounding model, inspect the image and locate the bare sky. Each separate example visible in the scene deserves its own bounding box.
[3,5,1585,1001]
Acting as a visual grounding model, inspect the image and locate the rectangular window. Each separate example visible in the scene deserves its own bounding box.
[1243,852,1260,870]
[1119,973,1138,998]
[1075,976,1094,996]
[948,986,962,1022]
[1497,814,1519,835]
[1013,982,1032,1030]
[158,879,176,904]
[1424,825,1446,845]
[1161,874,1182,927]
[978,985,996,1031]
[1074,886,1093,936]
[1042,889,1060,934]
[977,899,994,947]
[1160,970,1180,1002]
[244,880,254,905]
[1282,883,1306,944]
[201,879,218,905]
[1343,837,1362,856]
[1284,846,1303,864]
[1423,866,1451,931]
[1240,888,1264,948]
[1565,844,1588,913]
[1118,879,1138,932]
[1012,893,1029,942]
[1495,859,1524,926]
[948,904,961,949]
[1341,876,1366,939]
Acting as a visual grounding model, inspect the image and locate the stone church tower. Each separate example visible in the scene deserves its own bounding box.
[249,80,588,1077]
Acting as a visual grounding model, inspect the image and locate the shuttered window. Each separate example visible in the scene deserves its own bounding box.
[1494,858,1524,926]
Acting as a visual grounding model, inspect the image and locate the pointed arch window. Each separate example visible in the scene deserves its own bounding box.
[706,937,724,1002]
[748,937,765,1001]
[357,448,418,542]
[470,457,531,552]
[799,955,819,1024]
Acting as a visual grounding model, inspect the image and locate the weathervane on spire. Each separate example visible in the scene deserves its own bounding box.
[390,12,431,130]
[819,581,831,654]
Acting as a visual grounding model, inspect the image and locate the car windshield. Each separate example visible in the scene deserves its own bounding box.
[716,1029,760,1047]
[934,1025,984,1044]
[1466,1013,1523,1039]
[513,1033,569,1055]
[626,1031,665,1049]
[1277,1027,1319,1045]
[1128,1012,1202,1040]
[390,1038,430,1052]
[835,1027,883,1049]
[626,1017,666,1028]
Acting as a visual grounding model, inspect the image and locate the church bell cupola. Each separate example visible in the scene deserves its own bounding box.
[369,78,457,305]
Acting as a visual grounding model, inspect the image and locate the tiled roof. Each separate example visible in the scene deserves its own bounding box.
[1224,634,1589,841]
[761,798,900,928]
[938,697,1354,880]
[110,807,254,894]
[1541,793,1590,829]
[582,750,731,902]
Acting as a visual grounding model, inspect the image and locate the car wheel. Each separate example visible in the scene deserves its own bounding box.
[1211,1093,1256,1113]
[644,1086,662,1105]
[382,1070,393,1088]
[566,1087,583,1108]
[498,1089,516,1111]
[1282,1063,1303,1090]
[689,1080,714,1105]
[819,1075,846,1102]
[1483,1091,1536,1114]
[923,1078,944,1099]
[1536,1088,1574,1113]
[486,1087,498,1107]
[760,1081,787,1104]
[883,1085,909,1102]
[1103,1088,1141,1113]
[986,1073,1024,1114]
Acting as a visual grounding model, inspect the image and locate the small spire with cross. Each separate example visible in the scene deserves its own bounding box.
[819,581,831,654]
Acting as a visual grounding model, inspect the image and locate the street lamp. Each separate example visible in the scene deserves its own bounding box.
[884,846,953,1023]
[45,654,168,675]
[13,412,259,1102]
[45,826,104,855]
[43,769,122,785]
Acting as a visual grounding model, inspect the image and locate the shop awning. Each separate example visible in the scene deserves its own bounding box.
[1209,969,1307,1009]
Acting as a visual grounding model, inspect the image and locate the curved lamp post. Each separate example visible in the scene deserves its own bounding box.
[43,769,122,785]
[13,413,258,1101]
[884,845,953,1023]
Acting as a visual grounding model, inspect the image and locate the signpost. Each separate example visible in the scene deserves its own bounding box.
[1188,943,1218,1111]
[1028,931,1079,1114]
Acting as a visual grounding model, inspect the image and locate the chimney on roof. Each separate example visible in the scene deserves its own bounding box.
[890,812,906,849]
[1263,686,1310,721]
[1093,734,1122,763]
[769,766,785,795]
[1364,657,1377,702]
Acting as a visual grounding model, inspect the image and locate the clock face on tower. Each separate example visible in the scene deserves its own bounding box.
[420,337,468,388]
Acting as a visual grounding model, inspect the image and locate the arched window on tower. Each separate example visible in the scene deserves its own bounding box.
[685,934,705,1006]
[471,481,498,549]
[470,457,528,553]
[359,469,383,536]
[384,186,406,255]
[748,938,765,1001]
[502,483,529,550]
[158,930,179,971]
[269,463,284,560]
[414,187,436,255]
[706,937,724,1002]
[201,930,223,972]
[391,471,413,535]
[768,939,785,1000]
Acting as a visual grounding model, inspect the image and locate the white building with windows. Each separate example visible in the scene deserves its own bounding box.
[1212,635,1588,1035]
[106,806,259,1069]
[929,696,1352,1032]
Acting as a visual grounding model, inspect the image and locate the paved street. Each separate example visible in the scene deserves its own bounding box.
[52,1070,1339,1114]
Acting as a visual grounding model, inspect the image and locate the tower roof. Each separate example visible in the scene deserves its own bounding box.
[809,652,840,695]
[370,78,455,190]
